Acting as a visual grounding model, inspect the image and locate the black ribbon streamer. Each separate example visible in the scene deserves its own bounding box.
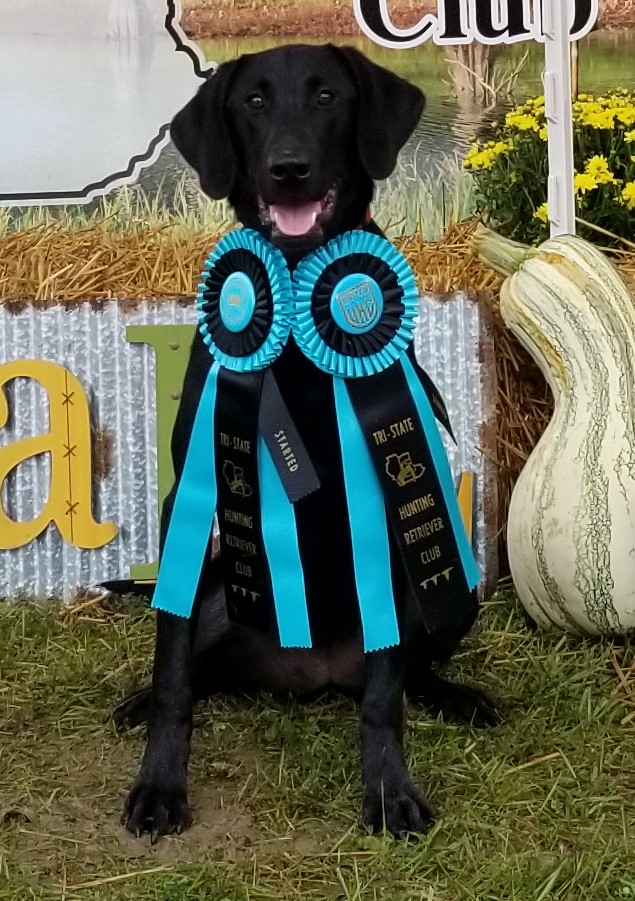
[346,362,478,638]
[213,367,274,632]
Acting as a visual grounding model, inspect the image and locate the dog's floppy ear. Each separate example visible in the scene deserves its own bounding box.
[335,46,425,181]
[170,60,239,200]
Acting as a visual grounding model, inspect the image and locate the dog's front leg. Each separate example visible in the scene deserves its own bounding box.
[360,645,435,838]
[122,600,200,840]
[122,336,216,840]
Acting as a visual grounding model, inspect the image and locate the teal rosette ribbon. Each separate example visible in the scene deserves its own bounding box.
[152,228,480,656]
[292,230,419,378]
[152,230,314,649]
[197,228,293,370]
[291,231,480,651]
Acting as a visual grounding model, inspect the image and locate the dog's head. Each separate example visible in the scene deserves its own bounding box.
[170,44,425,256]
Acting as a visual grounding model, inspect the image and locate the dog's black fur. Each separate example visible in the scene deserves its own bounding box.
[116,44,500,842]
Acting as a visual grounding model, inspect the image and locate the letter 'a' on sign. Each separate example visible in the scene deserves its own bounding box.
[0,360,118,551]
[0,0,211,206]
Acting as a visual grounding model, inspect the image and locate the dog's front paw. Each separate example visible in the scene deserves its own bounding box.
[362,779,435,839]
[122,772,192,842]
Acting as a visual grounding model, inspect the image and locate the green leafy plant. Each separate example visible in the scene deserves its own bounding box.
[464,90,635,244]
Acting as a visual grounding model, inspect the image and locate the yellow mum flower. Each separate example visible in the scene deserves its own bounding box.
[478,149,497,170]
[625,130,635,143]
[462,143,481,169]
[574,92,635,129]
[534,203,549,223]
[462,140,508,171]
[526,96,545,116]
[539,125,548,141]
[621,182,635,210]
[585,155,618,185]
[574,173,598,195]
[616,107,635,126]
[583,109,616,129]
[462,149,483,170]
[505,111,540,132]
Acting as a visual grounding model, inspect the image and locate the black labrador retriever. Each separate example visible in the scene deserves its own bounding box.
[116,43,499,842]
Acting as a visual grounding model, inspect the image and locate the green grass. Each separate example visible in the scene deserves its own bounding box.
[0,595,634,900]
[376,157,476,240]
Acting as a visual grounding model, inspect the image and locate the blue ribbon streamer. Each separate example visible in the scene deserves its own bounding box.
[400,355,481,593]
[258,437,312,649]
[333,377,400,653]
[152,361,220,618]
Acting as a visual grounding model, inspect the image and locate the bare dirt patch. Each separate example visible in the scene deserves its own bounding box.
[9,736,263,886]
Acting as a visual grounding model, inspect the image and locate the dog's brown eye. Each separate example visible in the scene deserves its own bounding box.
[317,90,335,107]
[246,93,265,110]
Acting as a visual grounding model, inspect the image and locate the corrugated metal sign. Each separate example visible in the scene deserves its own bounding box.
[0,293,497,600]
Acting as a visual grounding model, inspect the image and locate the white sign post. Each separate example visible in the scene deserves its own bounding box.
[543,0,577,236]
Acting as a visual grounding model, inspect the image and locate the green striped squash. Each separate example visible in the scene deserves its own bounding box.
[476,227,635,635]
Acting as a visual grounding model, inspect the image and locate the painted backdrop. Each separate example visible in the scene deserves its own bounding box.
[0,0,208,205]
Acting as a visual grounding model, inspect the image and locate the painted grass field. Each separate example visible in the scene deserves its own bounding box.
[0,163,476,244]
[0,593,634,900]
[180,0,435,39]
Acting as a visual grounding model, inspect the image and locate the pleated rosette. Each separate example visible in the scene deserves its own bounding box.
[152,228,479,653]
[292,230,480,650]
[153,229,312,648]
[197,228,293,371]
[291,230,419,378]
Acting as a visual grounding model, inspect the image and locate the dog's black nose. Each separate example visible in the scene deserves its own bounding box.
[268,157,311,183]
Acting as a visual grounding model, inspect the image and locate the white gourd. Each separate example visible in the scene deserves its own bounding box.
[476,227,635,635]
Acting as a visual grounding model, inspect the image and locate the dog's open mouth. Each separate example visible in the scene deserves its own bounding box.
[259,188,337,239]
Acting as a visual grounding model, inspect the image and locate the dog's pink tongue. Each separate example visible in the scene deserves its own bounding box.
[269,201,321,237]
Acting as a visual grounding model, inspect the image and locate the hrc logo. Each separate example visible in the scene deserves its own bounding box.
[336,279,379,331]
